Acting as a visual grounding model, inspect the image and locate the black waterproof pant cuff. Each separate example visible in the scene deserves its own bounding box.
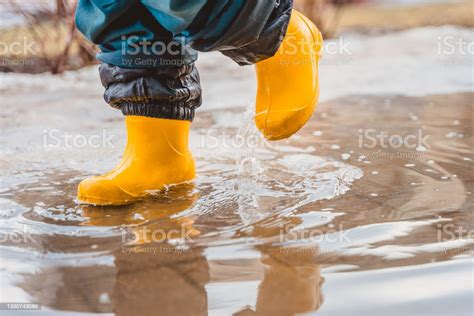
[119,102,195,121]
[99,62,201,121]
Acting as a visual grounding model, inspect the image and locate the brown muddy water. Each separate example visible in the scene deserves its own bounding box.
[0,93,473,315]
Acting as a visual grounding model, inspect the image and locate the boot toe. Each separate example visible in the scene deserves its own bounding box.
[77,176,138,206]
[255,107,314,141]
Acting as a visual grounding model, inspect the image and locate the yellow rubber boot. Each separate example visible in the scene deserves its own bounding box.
[77,116,195,205]
[255,10,323,140]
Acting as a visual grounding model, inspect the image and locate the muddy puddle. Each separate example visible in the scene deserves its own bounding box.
[0,93,473,315]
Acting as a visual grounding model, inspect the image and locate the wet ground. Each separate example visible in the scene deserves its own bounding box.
[0,88,473,315]
[1,23,473,316]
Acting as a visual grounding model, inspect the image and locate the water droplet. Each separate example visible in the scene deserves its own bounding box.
[445,131,455,138]
[408,112,418,121]
[99,293,111,304]
[132,213,144,220]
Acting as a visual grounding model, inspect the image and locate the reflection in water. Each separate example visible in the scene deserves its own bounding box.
[19,189,324,316]
[1,94,473,315]
[252,246,323,315]
[84,185,209,315]
[113,246,210,316]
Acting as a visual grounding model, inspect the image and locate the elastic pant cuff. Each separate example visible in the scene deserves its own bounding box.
[99,62,201,121]
[120,102,195,121]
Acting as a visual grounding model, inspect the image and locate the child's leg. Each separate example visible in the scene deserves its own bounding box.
[74,0,319,205]
[75,0,294,124]
[138,0,322,140]
[75,0,282,205]
[76,1,201,205]
[196,1,323,140]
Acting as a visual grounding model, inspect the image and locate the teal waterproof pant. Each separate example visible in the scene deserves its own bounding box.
[75,0,293,120]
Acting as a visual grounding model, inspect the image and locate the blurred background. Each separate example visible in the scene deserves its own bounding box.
[0,0,472,74]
